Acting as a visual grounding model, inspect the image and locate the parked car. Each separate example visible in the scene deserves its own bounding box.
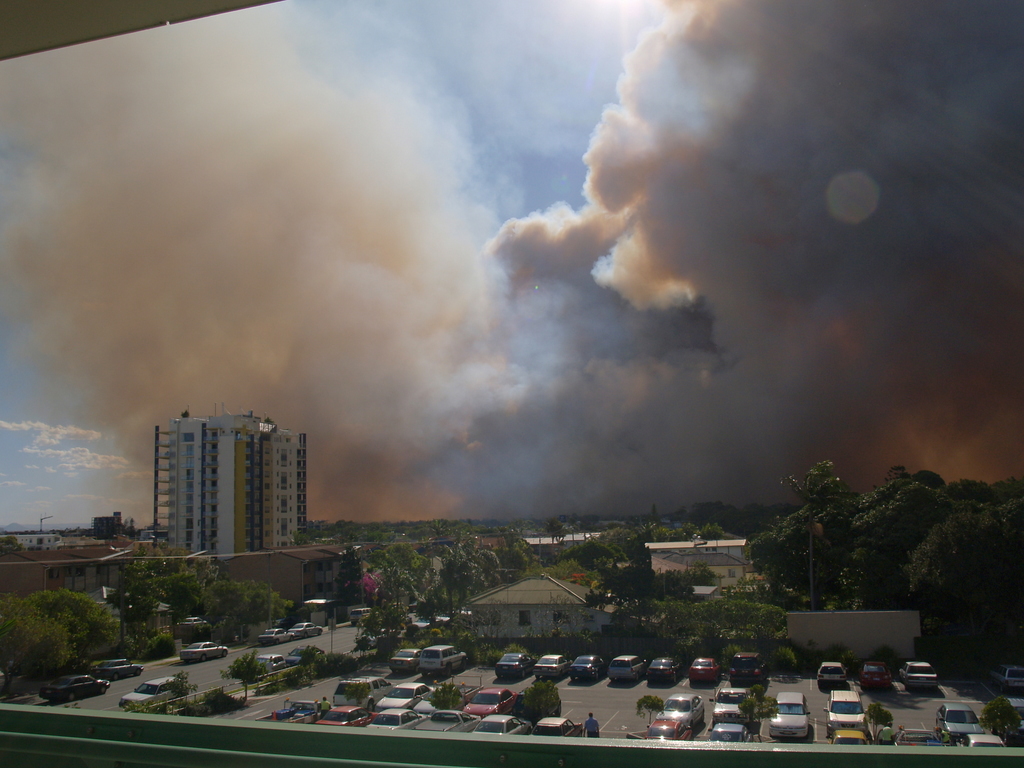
[348,607,372,624]
[532,717,584,737]
[494,653,536,679]
[688,657,720,684]
[899,661,939,690]
[709,723,753,742]
[367,708,426,730]
[646,719,693,740]
[287,622,323,639]
[965,734,1006,747]
[894,728,944,746]
[378,683,433,711]
[568,655,606,681]
[92,659,143,680]
[656,693,705,728]
[608,655,648,682]
[824,690,867,737]
[285,645,324,666]
[711,688,749,725]
[316,706,374,727]
[418,645,467,677]
[1004,697,1024,746]
[257,628,290,646]
[180,641,228,663]
[333,676,393,710]
[647,657,683,683]
[179,616,209,626]
[728,652,767,687]
[816,661,848,688]
[412,710,481,732]
[534,655,572,679]
[415,683,481,715]
[270,700,321,724]
[463,687,516,718]
[119,676,177,708]
[767,692,809,740]
[858,661,892,690]
[39,674,110,703]
[830,729,869,745]
[990,664,1024,694]
[256,654,287,673]
[474,714,533,735]
[936,702,983,744]
[388,648,422,674]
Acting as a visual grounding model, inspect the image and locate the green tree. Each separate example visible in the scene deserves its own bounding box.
[221,651,266,701]
[636,695,665,724]
[155,571,204,623]
[0,535,23,555]
[738,685,778,738]
[522,680,560,722]
[779,460,857,610]
[865,702,894,740]
[556,540,625,571]
[0,594,70,693]
[428,682,464,711]
[166,671,197,700]
[657,561,719,601]
[334,547,364,605]
[342,681,370,707]
[367,543,430,604]
[25,589,118,667]
[980,696,1021,740]
[204,579,289,637]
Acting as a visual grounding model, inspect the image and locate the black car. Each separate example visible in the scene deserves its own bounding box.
[728,652,767,686]
[647,657,684,683]
[569,655,607,681]
[39,674,110,703]
[495,653,537,679]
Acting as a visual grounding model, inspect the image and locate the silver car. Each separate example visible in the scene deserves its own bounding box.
[474,715,533,735]
[656,693,705,728]
[377,683,433,711]
[412,710,481,732]
[367,708,426,730]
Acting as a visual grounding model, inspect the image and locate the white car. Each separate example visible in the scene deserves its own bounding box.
[412,710,481,732]
[377,683,433,710]
[533,655,571,678]
[474,714,533,735]
[256,654,287,673]
[824,690,867,737]
[119,676,176,708]
[179,642,228,663]
[367,708,426,730]
[817,662,848,687]
[711,688,749,725]
[768,692,809,740]
[258,628,290,645]
[656,693,705,728]
[287,622,323,639]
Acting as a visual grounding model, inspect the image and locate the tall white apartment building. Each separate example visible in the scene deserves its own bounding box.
[154,409,307,554]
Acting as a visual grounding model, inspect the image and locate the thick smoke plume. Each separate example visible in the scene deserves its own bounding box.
[3,1,1024,523]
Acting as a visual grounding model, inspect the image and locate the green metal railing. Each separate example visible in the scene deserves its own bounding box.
[0,703,1017,768]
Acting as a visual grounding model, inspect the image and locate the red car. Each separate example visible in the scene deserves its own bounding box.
[316,706,374,726]
[688,657,720,684]
[859,661,892,689]
[463,687,516,718]
[646,718,694,741]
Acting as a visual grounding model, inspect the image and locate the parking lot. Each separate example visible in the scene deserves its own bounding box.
[228,659,1001,742]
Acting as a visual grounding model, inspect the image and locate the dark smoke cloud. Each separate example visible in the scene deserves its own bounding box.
[3,1,1024,523]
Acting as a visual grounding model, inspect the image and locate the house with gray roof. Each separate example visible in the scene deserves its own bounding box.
[466,575,614,638]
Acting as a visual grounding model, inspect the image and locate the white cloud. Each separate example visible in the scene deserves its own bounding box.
[0,480,26,487]
[0,420,102,447]
[24,464,39,469]
[27,486,52,492]
[116,471,151,480]
[22,445,129,471]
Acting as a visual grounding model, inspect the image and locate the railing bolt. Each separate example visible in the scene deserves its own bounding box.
[557,760,565,767]
[127,730,135,738]
[499,757,506,764]
[85,727,94,736]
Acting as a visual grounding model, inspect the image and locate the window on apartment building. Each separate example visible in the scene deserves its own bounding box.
[182,432,194,442]
[184,468,193,480]
[182,444,194,456]
[185,505,193,516]
[552,611,564,624]
[728,569,736,579]
[519,610,531,626]
[210,504,218,513]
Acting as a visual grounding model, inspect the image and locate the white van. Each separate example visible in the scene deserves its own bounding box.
[607,655,647,681]
[418,645,467,676]
[349,607,372,624]
[824,690,866,737]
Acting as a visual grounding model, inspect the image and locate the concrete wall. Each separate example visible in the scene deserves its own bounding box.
[787,610,919,658]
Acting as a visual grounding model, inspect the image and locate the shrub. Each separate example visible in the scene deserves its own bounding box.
[322,653,359,677]
[822,643,860,673]
[475,644,502,667]
[771,645,799,672]
[144,633,176,660]
[866,645,901,675]
[721,643,751,661]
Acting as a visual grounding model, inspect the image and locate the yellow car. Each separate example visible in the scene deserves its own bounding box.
[830,729,869,745]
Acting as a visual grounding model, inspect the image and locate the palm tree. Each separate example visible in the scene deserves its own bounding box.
[782,461,855,610]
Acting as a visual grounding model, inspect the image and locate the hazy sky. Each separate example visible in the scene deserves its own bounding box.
[2,0,1024,528]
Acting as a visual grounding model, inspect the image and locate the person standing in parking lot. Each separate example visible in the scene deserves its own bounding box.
[878,724,894,744]
[585,713,599,737]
